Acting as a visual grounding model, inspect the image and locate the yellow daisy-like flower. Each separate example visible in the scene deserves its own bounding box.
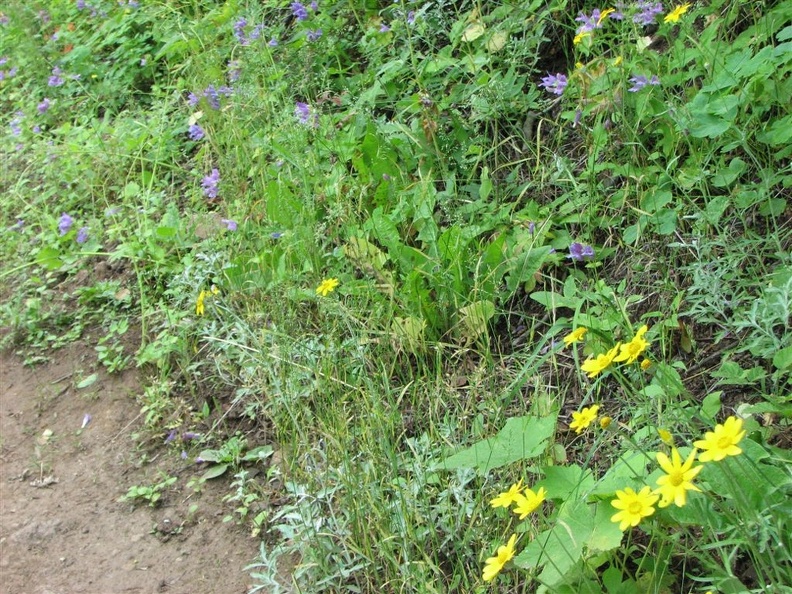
[599,416,612,429]
[580,344,621,378]
[614,325,650,364]
[640,358,652,370]
[570,405,600,434]
[657,428,674,446]
[693,416,746,462]
[563,327,587,346]
[654,448,703,508]
[482,534,517,582]
[512,486,547,519]
[316,277,340,296]
[195,289,210,316]
[664,3,691,23]
[610,486,659,531]
[490,480,524,509]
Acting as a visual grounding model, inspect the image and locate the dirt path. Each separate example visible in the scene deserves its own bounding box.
[0,343,259,594]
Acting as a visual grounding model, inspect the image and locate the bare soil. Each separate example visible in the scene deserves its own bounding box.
[0,342,259,594]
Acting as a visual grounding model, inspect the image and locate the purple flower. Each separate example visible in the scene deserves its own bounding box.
[10,219,24,231]
[234,17,248,44]
[227,60,242,83]
[127,1,140,8]
[9,114,23,136]
[249,24,263,41]
[271,231,284,239]
[76,226,89,244]
[165,429,177,443]
[217,85,234,96]
[203,85,221,110]
[628,74,660,92]
[58,213,74,235]
[221,218,238,231]
[188,123,205,140]
[81,413,92,429]
[0,15,8,25]
[32,125,41,134]
[540,73,568,95]
[188,92,200,107]
[379,23,391,33]
[182,432,199,440]
[0,57,7,66]
[567,242,595,261]
[268,38,278,47]
[140,57,147,66]
[528,221,536,235]
[38,98,51,114]
[48,66,64,87]
[310,1,318,10]
[202,168,220,199]
[633,1,664,26]
[39,10,51,23]
[295,101,317,126]
[291,2,309,21]
[306,28,322,41]
[77,0,87,9]
[407,10,415,25]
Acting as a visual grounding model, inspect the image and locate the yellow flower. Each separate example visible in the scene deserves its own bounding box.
[574,31,591,45]
[490,480,524,508]
[563,327,587,346]
[316,277,340,296]
[614,325,650,364]
[599,416,612,429]
[693,416,746,462]
[610,486,659,531]
[482,534,517,582]
[512,486,547,519]
[658,428,674,446]
[570,405,600,434]
[640,358,652,370]
[612,55,623,67]
[597,7,616,25]
[664,3,691,23]
[654,448,703,508]
[195,289,210,316]
[581,344,621,378]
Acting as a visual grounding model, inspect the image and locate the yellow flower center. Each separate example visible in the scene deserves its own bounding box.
[669,472,683,487]
[628,501,643,514]
[717,435,731,448]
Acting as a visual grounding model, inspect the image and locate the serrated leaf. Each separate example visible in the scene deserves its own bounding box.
[442,414,557,473]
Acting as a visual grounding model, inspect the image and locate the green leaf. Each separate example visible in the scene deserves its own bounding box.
[76,373,98,389]
[702,390,723,421]
[200,463,229,481]
[530,290,580,311]
[442,414,557,473]
[535,465,595,500]
[590,450,653,497]
[506,246,552,292]
[35,247,63,271]
[586,500,624,553]
[457,300,495,342]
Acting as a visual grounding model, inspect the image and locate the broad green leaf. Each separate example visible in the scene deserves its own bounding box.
[701,391,722,420]
[586,500,624,553]
[506,246,552,292]
[76,374,98,389]
[201,463,229,481]
[442,414,557,473]
[36,247,63,271]
[457,300,495,342]
[530,290,580,311]
[535,465,595,500]
[461,22,485,42]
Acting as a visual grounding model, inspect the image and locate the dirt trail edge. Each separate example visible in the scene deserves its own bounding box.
[0,344,258,594]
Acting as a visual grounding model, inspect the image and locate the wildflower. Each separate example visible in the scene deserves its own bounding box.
[664,3,690,23]
[655,448,703,508]
[234,17,248,45]
[490,480,524,508]
[195,289,212,316]
[379,23,391,33]
[610,486,659,531]
[614,325,650,364]
[221,218,238,231]
[249,24,264,41]
[76,226,89,244]
[58,212,74,235]
[633,1,664,25]
[188,123,205,140]
[563,327,587,346]
[268,38,278,47]
[182,431,199,440]
[48,66,64,87]
[482,534,517,582]
[574,31,591,44]
[81,413,92,429]
[540,73,568,95]
[512,486,547,519]
[202,168,220,199]
[271,231,284,239]
[658,428,674,446]
[628,74,661,92]
[187,92,200,107]
[37,98,51,114]
[203,85,221,110]
[641,358,652,370]
[567,242,595,261]
[9,114,22,136]
[10,219,24,231]
[581,344,621,378]
[77,0,87,9]
[165,429,177,443]
[310,1,318,9]
[227,60,242,82]
[291,2,309,21]
[599,416,612,429]
[316,278,339,296]
[295,101,317,126]
[406,11,416,25]
[570,405,600,434]
[306,28,322,41]
[694,416,746,462]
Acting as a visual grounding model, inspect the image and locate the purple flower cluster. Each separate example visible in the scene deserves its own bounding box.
[540,73,568,96]
[188,123,205,140]
[294,101,318,127]
[76,226,90,244]
[234,18,248,45]
[292,2,309,21]
[567,242,595,261]
[634,1,664,25]
[0,56,18,81]
[189,85,234,110]
[48,66,64,87]
[202,168,220,198]
[58,213,74,235]
[628,74,660,92]
[221,218,238,231]
[38,98,51,114]
[306,28,322,42]
[9,112,23,137]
